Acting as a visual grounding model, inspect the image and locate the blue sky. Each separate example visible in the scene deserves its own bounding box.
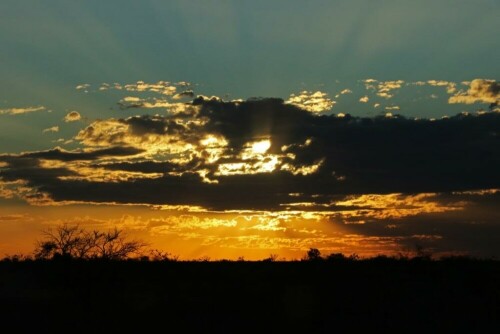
[1,0,499,153]
[1,0,498,99]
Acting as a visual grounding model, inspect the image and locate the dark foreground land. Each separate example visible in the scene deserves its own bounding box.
[1,259,499,333]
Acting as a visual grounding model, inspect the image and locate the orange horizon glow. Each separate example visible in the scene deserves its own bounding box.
[2,190,496,260]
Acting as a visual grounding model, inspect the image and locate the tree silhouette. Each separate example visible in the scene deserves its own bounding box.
[305,248,322,261]
[34,224,146,260]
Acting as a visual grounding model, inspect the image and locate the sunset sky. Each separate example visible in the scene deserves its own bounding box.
[1,0,499,260]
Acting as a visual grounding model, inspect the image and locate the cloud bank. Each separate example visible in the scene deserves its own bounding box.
[449,79,499,105]
[1,96,498,211]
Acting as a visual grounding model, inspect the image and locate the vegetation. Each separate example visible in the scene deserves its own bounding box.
[1,225,499,332]
[33,224,146,260]
[0,225,491,263]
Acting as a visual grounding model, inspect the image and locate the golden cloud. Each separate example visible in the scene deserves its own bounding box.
[0,106,46,115]
[449,79,499,104]
[64,111,82,122]
[285,91,335,113]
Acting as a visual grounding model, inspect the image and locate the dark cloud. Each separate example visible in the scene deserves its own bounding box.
[194,97,314,150]
[1,97,499,210]
[174,90,195,99]
[0,158,76,183]
[334,191,500,257]
[100,159,204,174]
[194,98,500,193]
[0,146,144,162]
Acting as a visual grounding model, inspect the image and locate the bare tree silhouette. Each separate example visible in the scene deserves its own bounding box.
[34,224,146,260]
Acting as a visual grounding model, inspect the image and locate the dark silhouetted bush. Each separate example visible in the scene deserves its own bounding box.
[34,224,146,260]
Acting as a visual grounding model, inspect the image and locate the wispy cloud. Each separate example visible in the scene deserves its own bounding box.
[76,84,90,90]
[0,106,46,115]
[427,80,457,94]
[42,126,59,133]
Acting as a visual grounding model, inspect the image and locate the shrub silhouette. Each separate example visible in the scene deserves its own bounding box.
[34,223,146,260]
[148,249,179,261]
[263,253,279,262]
[305,248,322,261]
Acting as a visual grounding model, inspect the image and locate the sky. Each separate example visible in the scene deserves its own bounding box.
[0,0,499,260]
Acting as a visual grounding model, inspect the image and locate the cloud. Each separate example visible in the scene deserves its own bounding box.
[173,90,195,100]
[74,115,202,160]
[335,190,500,257]
[1,96,499,211]
[123,81,179,96]
[117,98,186,110]
[0,106,46,115]
[427,80,457,94]
[75,84,90,90]
[363,79,404,99]
[359,96,369,103]
[42,126,59,133]
[376,80,404,99]
[98,83,123,91]
[79,81,195,109]
[332,193,464,220]
[449,79,500,105]
[0,146,144,162]
[385,106,400,111]
[64,111,81,122]
[285,91,335,113]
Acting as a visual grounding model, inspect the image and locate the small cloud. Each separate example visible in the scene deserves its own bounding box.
[118,97,176,110]
[339,89,352,95]
[173,90,195,100]
[362,79,378,91]
[76,84,90,90]
[427,80,457,94]
[99,83,123,90]
[42,126,59,133]
[385,106,400,111]
[285,91,335,113]
[123,96,143,102]
[359,96,369,103]
[124,81,178,96]
[0,106,46,115]
[376,80,404,99]
[374,103,380,108]
[64,111,81,122]
[364,79,404,99]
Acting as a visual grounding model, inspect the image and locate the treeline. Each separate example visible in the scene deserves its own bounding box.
[1,224,493,262]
